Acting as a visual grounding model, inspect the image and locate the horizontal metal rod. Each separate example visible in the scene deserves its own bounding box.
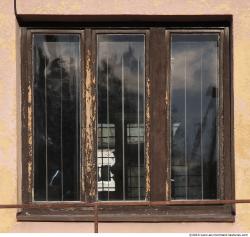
[1,199,250,209]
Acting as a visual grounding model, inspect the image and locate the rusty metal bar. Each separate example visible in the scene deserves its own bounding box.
[96,199,250,206]
[1,199,250,209]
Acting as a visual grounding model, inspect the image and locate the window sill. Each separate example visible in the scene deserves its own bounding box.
[17,205,235,222]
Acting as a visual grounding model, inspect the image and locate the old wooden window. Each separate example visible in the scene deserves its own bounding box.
[19,24,234,222]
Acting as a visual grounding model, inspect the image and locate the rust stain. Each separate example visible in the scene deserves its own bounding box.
[145,76,151,199]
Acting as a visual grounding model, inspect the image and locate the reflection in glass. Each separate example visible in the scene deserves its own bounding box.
[97,34,145,200]
[33,34,80,201]
[170,34,219,199]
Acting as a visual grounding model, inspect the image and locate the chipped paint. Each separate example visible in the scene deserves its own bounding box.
[27,81,33,198]
[84,48,97,200]
[27,85,32,149]
[145,76,151,199]
[27,161,32,194]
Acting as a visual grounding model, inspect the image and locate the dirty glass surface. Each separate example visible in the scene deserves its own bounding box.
[33,34,81,201]
[170,34,219,200]
[97,34,145,200]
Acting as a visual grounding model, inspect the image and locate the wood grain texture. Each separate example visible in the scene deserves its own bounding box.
[149,27,167,201]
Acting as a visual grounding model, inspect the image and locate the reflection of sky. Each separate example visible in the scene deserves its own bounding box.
[42,41,80,75]
[98,35,145,94]
[97,35,146,199]
[171,41,217,91]
[171,35,219,198]
[171,40,218,122]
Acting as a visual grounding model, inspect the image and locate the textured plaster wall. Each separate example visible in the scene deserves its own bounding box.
[0,0,19,232]
[0,0,250,233]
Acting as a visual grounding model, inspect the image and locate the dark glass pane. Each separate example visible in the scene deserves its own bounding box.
[33,34,81,201]
[171,34,219,200]
[97,34,145,201]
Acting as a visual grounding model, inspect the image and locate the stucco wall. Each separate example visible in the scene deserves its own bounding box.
[0,0,250,232]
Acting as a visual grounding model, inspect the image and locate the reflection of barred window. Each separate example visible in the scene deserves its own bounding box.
[98,124,115,148]
[127,165,145,200]
[97,124,116,193]
[97,149,115,192]
[127,123,144,144]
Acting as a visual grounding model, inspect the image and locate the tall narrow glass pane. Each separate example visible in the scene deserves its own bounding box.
[97,34,145,201]
[33,34,81,201]
[171,34,219,199]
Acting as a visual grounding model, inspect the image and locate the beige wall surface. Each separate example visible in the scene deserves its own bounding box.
[0,0,250,233]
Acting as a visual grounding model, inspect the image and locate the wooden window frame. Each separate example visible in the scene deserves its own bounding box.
[18,23,234,222]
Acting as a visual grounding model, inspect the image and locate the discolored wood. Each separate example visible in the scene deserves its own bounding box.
[21,27,28,204]
[94,203,99,233]
[223,27,232,200]
[229,24,235,215]
[14,201,237,222]
[84,29,97,202]
[165,30,171,200]
[219,30,225,200]
[5,198,250,222]
[149,28,167,201]
[13,199,250,222]
[223,27,235,215]
[144,30,151,200]
[0,199,247,209]
[21,28,33,204]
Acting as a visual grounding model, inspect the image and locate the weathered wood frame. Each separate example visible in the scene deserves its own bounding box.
[18,24,234,222]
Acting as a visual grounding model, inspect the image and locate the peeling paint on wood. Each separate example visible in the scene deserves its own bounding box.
[27,162,32,194]
[27,51,33,199]
[84,38,97,201]
[145,76,151,200]
[27,85,32,152]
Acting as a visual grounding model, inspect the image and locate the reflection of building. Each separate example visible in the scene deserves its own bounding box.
[171,38,218,199]
[127,123,144,144]
[97,149,116,192]
[97,122,145,200]
[97,35,146,201]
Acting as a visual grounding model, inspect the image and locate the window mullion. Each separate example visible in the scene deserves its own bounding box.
[84,28,97,202]
[21,28,33,204]
[165,30,171,201]
[149,27,168,201]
